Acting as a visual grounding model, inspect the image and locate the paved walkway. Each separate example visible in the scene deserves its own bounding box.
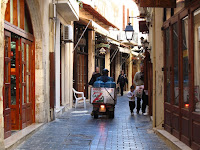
[16,94,170,150]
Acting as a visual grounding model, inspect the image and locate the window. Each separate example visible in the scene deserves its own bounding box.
[173,23,179,105]
[182,16,189,108]
[194,8,200,113]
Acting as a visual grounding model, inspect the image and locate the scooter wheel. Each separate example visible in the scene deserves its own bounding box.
[94,113,98,119]
[109,111,114,119]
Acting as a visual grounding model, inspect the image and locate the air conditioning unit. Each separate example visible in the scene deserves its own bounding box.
[63,25,73,43]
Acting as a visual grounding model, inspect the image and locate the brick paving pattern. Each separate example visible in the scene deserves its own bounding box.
[16,94,170,150]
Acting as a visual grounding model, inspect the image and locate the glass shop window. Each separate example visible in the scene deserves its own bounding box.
[5,0,33,34]
[173,23,179,105]
[194,8,200,113]
[182,16,189,108]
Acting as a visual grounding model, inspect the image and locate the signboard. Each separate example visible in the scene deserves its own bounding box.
[91,88,115,104]
[140,0,176,8]
[99,47,107,55]
[96,43,110,49]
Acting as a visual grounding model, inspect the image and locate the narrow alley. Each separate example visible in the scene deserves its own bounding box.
[16,94,169,150]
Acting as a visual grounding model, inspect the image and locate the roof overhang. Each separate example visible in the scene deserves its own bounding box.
[122,41,138,47]
[119,47,130,54]
[82,3,119,30]
[56,0,79,21]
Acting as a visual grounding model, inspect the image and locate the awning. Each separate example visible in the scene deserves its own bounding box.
[78,18,121,44]
[122,41,138,47]
[82,3,119,30]
[131,51,140,56]
[77,18,110,36]
[56,0,79,21]
[140,0,176,8]
[119,47,130,54]
[78,18,93,29]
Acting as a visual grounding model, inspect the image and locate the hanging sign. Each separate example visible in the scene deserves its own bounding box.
[99,47,107,55]
[96,43,110,49]
[140,0,176,8]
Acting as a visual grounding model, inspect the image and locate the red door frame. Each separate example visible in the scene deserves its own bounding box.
[3,31,12,139]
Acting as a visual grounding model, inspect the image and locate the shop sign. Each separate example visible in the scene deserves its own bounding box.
[96,43,110,49]
[140,0,176,8]
[183,50,188,58]
[99,47,107,55]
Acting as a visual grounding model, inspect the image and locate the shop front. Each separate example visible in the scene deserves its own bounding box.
[163,1,200,149]
[73,23,89,98]
[3,0,35,139]
[95,33,108,74]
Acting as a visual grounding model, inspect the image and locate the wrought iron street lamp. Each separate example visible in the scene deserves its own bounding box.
[124,22,134,42]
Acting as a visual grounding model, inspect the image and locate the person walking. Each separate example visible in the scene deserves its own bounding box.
[127,85,135,116]
[133,64,147,114]
[117,70,128,96]
[89,67,101,86]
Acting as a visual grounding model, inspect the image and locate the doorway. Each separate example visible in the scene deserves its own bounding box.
[3,31,35,138]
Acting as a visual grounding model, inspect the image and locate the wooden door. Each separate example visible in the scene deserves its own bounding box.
[164,27,173,133]
[10,34,20,130]
[77,54,88,98]
[3,31,12,138]
[20,38,33,129]
[148,62,153,116]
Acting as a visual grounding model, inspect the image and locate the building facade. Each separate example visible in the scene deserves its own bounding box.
[136,0,200,149]
[0,0,79,149]
[73,0,140,98]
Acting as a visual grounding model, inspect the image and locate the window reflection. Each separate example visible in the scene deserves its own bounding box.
[173,23,179,105]
[194,8,200,112]
[11,41,16,68]
[11,75,16,105]
[182,16,189,108]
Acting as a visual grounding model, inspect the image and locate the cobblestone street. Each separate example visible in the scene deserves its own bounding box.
[16,94,170,150]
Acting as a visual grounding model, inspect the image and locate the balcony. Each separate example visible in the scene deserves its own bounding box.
[56,0,79,21]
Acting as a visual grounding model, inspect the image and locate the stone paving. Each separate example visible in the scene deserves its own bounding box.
[16,94,170,150]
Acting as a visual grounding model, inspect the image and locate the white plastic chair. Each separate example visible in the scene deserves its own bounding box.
[72,88,86,109]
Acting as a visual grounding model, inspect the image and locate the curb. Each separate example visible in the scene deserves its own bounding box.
[153,128,192,150]
[5,123,44,150]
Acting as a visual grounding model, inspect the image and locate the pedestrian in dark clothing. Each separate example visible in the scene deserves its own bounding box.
[117,70,128,96]
[89,67,101,86]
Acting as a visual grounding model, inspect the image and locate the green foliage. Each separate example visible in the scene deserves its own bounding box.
[76,0,83,8]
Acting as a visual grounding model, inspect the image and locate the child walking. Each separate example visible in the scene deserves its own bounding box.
[127,86,135,115]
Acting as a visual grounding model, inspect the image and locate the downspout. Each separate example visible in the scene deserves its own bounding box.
[153,8,156,128]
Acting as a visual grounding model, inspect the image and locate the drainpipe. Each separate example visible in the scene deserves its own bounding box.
[153,8,156,128]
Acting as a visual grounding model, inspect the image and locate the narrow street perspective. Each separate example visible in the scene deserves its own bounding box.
[0,0,200,150]
[16,94,170,150]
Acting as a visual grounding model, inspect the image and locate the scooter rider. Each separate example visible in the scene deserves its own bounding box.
[98,68,110,82]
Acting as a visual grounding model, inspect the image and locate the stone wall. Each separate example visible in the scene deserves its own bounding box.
[26,0,50,123]
[154,8,165,129]
[0,1,8,149]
